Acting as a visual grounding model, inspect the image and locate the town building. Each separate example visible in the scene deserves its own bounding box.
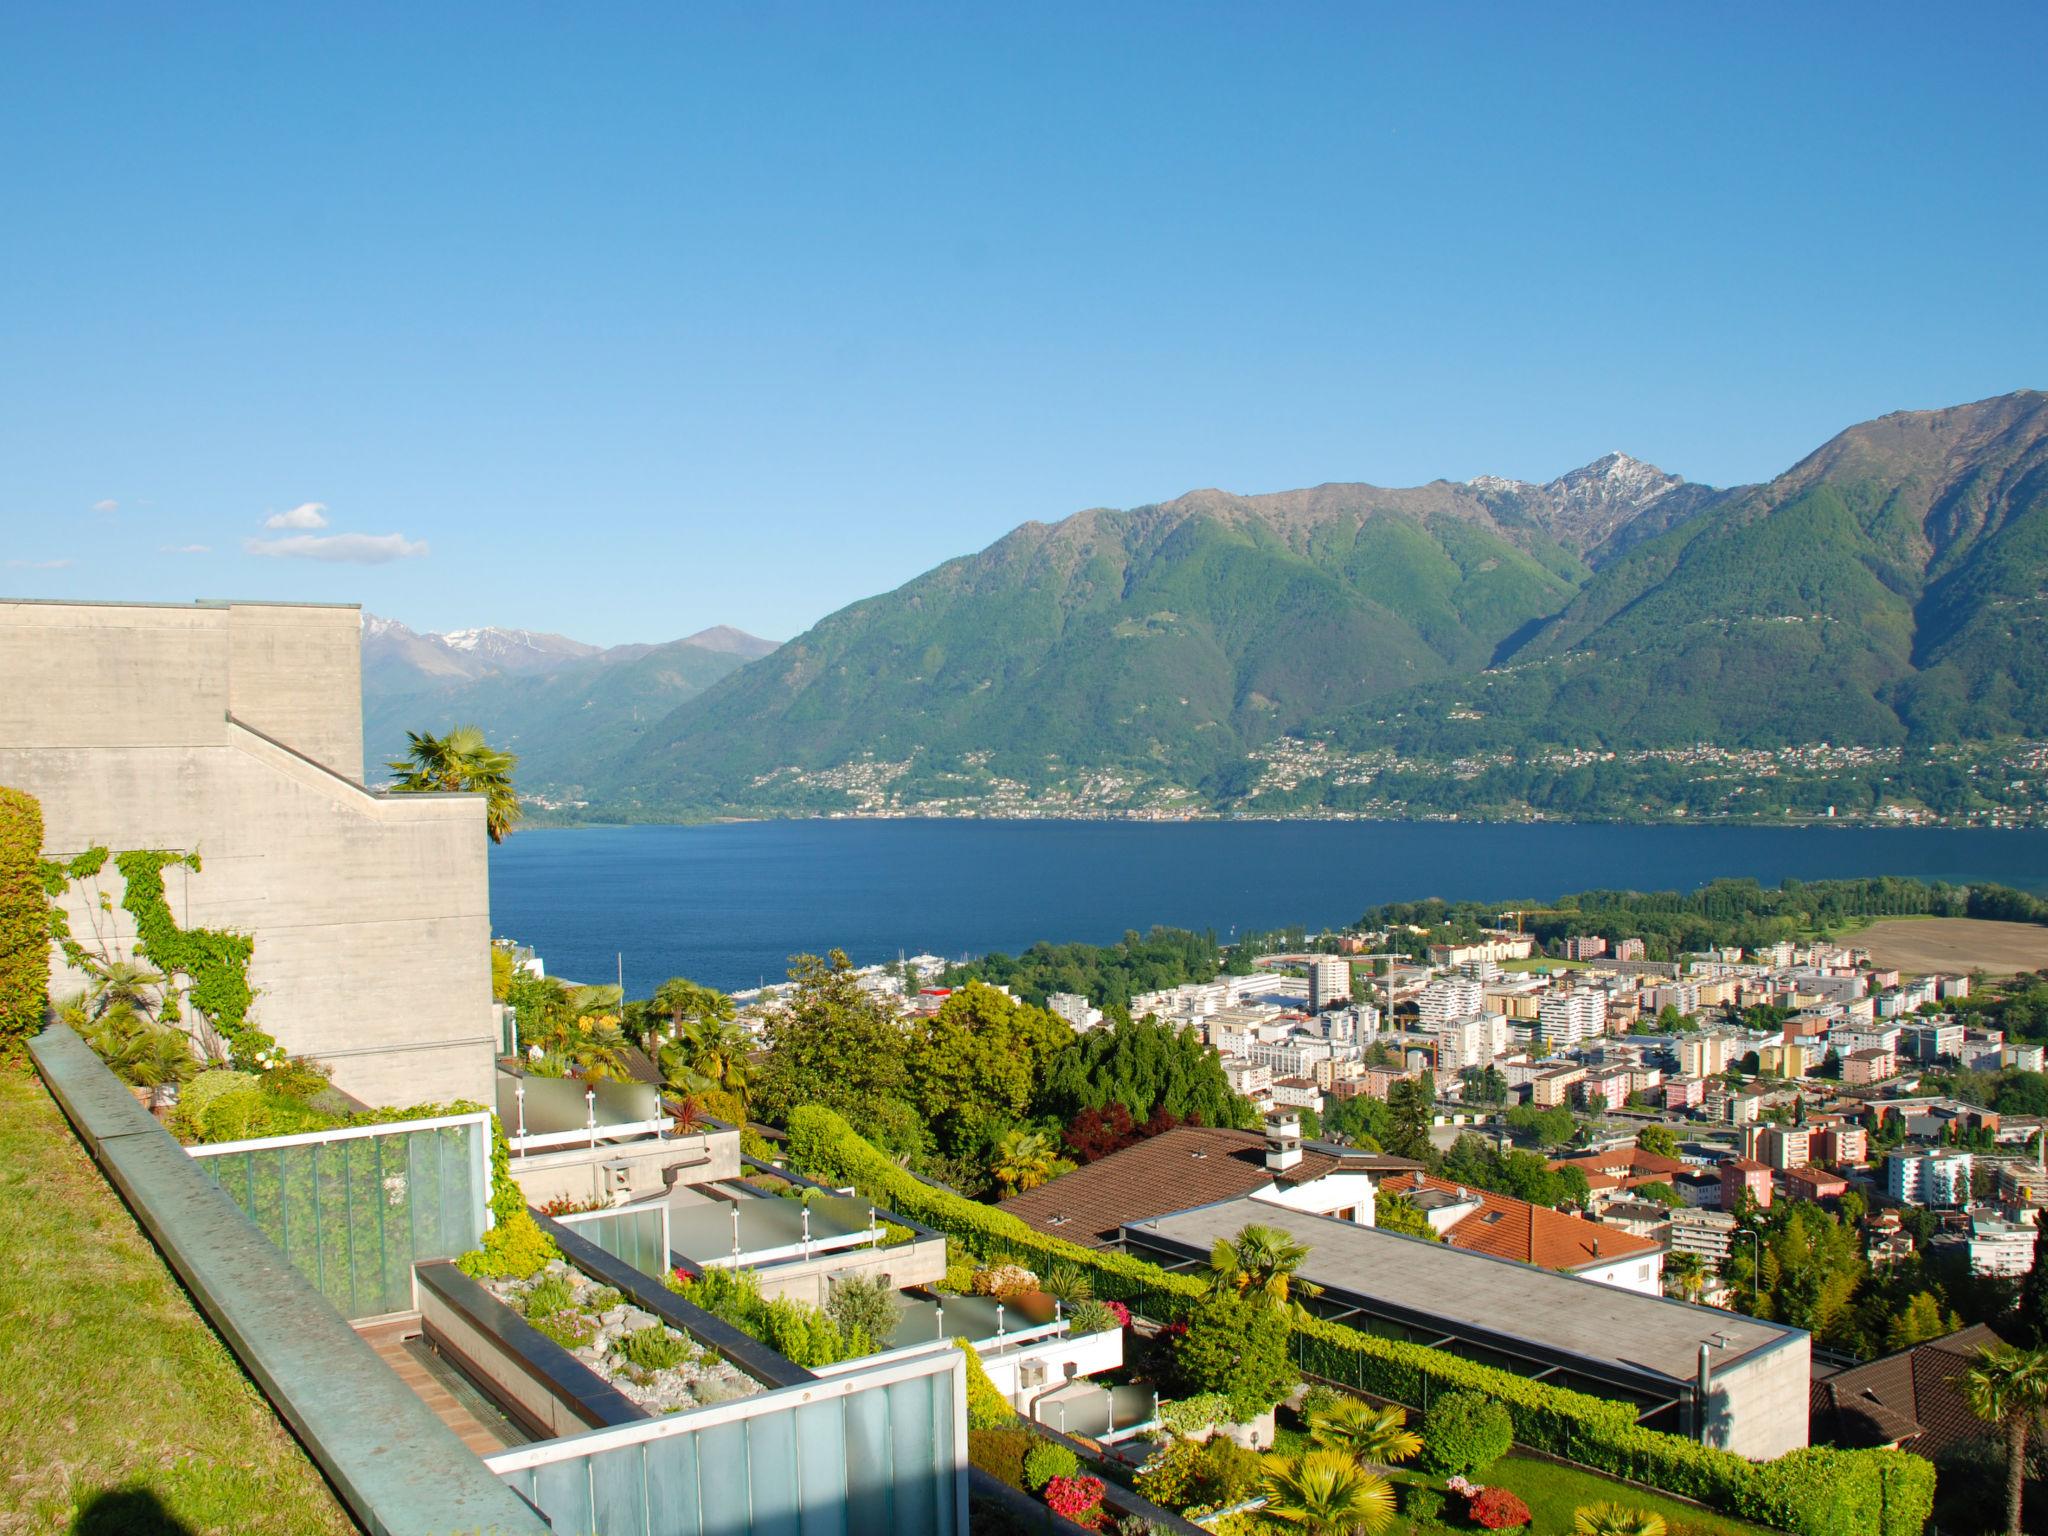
[1046,991,1104,1030]
[1841,1047,1898,1086]
[1537,988,1607,1051]
[1811,1324,2008,1462]
[1563,935,1609,961]
[1721,1160,1774,1211]
[1668,1207,1739,1263]
[1122,1199,1805,1459]
[1886,1150,1973,1209]
[1308,956,1353,1011]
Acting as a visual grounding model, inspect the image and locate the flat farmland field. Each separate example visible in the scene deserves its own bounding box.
[1852,917,2048,976]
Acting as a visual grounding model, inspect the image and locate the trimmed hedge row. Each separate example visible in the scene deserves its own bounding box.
[0,787,47,1058]
[785,1106,1934,1536]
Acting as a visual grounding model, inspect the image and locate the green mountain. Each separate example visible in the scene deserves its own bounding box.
[592,459,1723,816]
[1324,390,2048,761]
[568,390,2048,822]
[362,619,777,797]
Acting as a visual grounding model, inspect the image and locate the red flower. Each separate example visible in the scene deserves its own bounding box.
[1467,1487,1532,1529]
[1103,1300,1131,1328]
[1044,1474,1106,1518]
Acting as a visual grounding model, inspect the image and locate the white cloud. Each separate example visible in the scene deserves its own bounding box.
[244,532,428,564]
[6,558,74,570]
[159,544,211,555]
[264,502,330,530]
[91,499,119,513]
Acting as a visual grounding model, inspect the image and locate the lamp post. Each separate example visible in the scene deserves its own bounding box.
[1737,1226,1761,1304]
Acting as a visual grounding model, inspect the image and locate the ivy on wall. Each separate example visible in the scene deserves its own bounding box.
[0,787,49,1056]
[42,843,272,1064]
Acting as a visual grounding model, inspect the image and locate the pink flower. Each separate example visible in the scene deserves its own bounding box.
[1104,1300,1132,1328]
[1044,1474,1106,1518]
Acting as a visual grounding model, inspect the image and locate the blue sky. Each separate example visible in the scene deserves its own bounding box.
[2,4,2043,646]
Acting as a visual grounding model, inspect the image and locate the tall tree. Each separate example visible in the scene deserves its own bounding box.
[1961,1345,2048,1536]
[2017,1223,2048,1348]
[989,1127,1059,1195]
[1384,1079,1433,1161]
[752,950,908,1125]
[906,982,1070,1151]
[1038,1014,1256,1129]
[385,724,521,842]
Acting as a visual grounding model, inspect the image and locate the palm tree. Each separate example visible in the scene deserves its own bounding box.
[89,958,165,1018]
[1207,1223,1323,1312]
[991,1128,1058,1194]
[570,1021,635,1084]
[672,1014,753,1107]
[1258,1450,1396,1536]
[1665,1252,1708,1304]
[1960,1344,2048,1536]
[385,724,521,842]
[1307,1397,1422,1470]
[1573,1505,1667,1536]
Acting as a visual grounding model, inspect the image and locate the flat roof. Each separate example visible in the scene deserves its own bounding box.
[1125,1197,1799,1385]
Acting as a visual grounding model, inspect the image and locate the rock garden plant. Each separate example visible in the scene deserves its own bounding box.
[494,1261,758,1412]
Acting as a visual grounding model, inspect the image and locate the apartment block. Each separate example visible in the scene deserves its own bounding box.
[1886,1150,1973,1209]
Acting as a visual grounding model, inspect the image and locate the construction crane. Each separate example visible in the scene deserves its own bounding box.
[1496,907,1570,936]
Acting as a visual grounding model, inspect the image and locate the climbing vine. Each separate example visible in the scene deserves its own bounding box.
[1,787,49,1056]
[42,845,272,1064]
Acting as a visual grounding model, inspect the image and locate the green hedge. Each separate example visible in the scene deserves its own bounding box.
[0,786,46,1057]
[784,1107,1933,1536]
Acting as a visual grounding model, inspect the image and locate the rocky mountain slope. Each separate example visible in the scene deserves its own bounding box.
[362,618,777,792]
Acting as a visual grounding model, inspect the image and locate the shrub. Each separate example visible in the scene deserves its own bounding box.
[826,1273,904,1347]
[1044,1475,1105,1520]
[958,1338,1015,1429]
[583,1285,624,1312]
[1023,1440,1081,1491]
[783,1105,1937,1536]
[1158,1394,1231,1436]
[1404,1486,1446,1526]
[1195,1437,1264,1505]
[939,1249,979,1294]
[458,1114,559,1281]
[1422,1390,1513,1477]
[1299,1383,1343,1422]
[1469,1486,1533,1529]
[616,1325,692,1373]
[0,786,45,1059]
[969,1427,1033,1491]
[974,1262,1037,1300]
[1174,1294,1293,1423]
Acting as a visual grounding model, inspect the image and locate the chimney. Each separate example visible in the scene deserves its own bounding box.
[1264,1110,1302,1173]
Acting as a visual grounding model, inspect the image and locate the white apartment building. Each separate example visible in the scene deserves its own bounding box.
[1834,1025,1903,1058]
[1886,1150,1973,1209]
[1131,973,1287,1020]
[1419,975,1486,1026]
[1046,992,1103,1031]
[1537,988,1607,1051]
[1223,1060,1273,1100]
[1669,1207,1738,1262]
[1960,1213,2037,1278]
[1246,1035,1339,1080]
[1642,983,1701,1016]
[1308,956,1354,1011]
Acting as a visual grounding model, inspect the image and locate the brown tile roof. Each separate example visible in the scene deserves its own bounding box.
[1551,1149,1690,1192]
[1811,1324,2008,1458]
[995,1127,1420,1247]
[1381,1171,1662,1273]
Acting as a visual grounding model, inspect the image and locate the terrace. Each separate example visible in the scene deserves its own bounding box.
[31,1026,972,1536]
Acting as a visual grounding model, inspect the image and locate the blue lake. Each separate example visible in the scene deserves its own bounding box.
[488,819,2048,994]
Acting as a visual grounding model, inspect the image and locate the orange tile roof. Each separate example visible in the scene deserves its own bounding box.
[1385,1171,1661,1273]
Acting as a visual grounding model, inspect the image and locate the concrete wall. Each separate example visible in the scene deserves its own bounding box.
[1707,1331,1812,1461]
[0,599,494,1105]
[750,1236,948,1308]
[507,1131,742,1209]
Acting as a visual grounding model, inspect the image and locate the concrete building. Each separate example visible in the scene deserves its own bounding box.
[1750,1126,1811,1172]
[1418,975,1486,1027]
[1046,992,1103,1031]
[1842,1047,1898,1086]
[1809,1124,1868,1167]
[1,599,494,1104]
[1563,935,1608,961]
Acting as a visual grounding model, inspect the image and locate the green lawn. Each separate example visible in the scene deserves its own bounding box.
[1478,1454,1778,1536]
[0,1066,357,1535]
